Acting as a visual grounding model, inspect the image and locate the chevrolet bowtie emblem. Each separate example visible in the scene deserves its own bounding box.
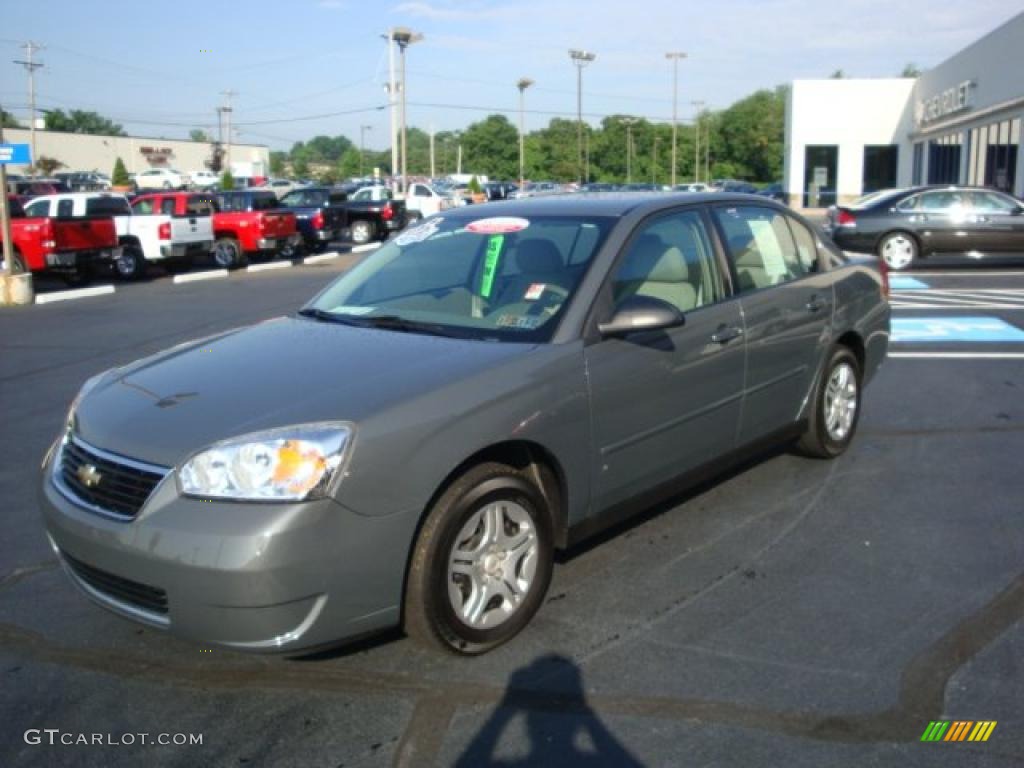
[77,464,102,488]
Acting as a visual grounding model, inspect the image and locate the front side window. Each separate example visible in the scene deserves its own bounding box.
[304,215,614,342]
[85,197,131,216]
[612,209,723,313]
[714,206,807,292]
[57,199,74,217]
[160,198,176,216]
[250,195,278,212]
[133,198,154,215]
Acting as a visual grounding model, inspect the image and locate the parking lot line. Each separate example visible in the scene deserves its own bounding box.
[351,243,381,253]
[247,262,293,273]
[889,351,1024,359]
[303,252,339,265]
[34,285,116,305]
[909,270,1024,277]
[172,270,229,284]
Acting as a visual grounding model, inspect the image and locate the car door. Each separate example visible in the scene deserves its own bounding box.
[585,207,745,511]
[711,204,834,444]
[966,190,1024,255]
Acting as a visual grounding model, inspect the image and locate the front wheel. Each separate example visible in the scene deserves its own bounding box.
[404,462,554,655]
[350,219,374,245]
[878,232,917,271]
[797,347,862,458]
[114,245,147,281]
[0,250,27,274]
[212,237,245,269]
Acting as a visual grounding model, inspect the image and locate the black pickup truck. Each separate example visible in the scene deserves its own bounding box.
[278,186,407,248]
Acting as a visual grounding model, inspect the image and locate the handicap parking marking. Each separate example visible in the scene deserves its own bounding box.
[891,316,1024,343]
[889,276,929,291]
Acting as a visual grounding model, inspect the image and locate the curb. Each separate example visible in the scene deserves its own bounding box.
[351,243,381,254]
[303,252,340,265]
[247,262,293,273]
[35,285,116,305]
[173,270,229,284]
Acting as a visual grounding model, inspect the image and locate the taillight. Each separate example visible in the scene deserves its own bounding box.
[258,214,270,234]
[158,221,171,240]
[381,203,394,222]
[311,210,324,229]
[837,209,856,227]
[878,257,890,299]
[42,219,55,251]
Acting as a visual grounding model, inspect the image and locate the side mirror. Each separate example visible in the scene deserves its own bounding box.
[598,295,684,337]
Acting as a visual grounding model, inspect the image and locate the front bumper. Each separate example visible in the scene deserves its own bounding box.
[40,438,418,653]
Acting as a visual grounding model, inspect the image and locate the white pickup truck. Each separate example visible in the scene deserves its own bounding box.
[23,192,214,279]
[351,183,455,220]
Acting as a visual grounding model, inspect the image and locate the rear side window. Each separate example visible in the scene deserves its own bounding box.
[133,198,155,215]
[250,194,278,211]
[714,206,809,292]
[328,193,348,205]
[969,191,1019,213]
[57,200,75,218]
[86,197,131,216]
[160,198,177,216]
[786,217,821,273]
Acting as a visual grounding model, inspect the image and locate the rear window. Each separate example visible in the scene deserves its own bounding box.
[186,196,215,216]
[85,197,131,217]
[250,194,278,212]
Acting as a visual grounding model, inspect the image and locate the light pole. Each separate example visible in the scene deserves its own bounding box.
[359,124,372,177]
[392,28,423,197]
[691,100,705,182]
[621,117,638,184]
[516,78,534,192]
[665,51,686,187]
[569,49,596,186]
[652,135,660,185]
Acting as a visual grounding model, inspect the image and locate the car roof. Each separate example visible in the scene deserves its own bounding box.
[437,191,783,220]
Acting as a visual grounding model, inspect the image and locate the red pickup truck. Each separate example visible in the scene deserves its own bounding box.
[185,189,299,268]
[1,195,120,283]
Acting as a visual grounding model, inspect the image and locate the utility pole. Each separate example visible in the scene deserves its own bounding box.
[516,78,534,192]
[14,41,44,175]
[383,30,399,193]
[691,100,705,182]
[359,124,372,177]
[392,28,423,197]
[569,49,596,186]
[652,136,660,185]
[219,90,236,174]
[665,52,686,187]
[621,117,638,184]
[429,123,436,179]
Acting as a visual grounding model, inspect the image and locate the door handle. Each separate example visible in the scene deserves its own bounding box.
[806,296,827,313]
[711,325,744,344]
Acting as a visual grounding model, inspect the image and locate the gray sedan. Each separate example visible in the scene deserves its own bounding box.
[41,194,890,655]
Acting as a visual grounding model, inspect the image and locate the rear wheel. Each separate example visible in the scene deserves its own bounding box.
[350,219,374,245]
[797,346,862,458]
[878,232,917,271]
[404,462,554,655]
[114,245,147,281]
[212,237,245,269]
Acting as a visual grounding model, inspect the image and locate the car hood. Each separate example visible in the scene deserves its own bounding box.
[72,316,536,468]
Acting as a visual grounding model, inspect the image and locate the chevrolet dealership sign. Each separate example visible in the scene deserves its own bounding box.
[915,80,973,126]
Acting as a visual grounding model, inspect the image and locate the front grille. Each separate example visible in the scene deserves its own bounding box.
[58,436,167,520]
[62,550,169,616]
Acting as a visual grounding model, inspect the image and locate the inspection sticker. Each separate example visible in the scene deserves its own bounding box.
[394,217,442,246]
[465,217,530,235]
[524,283,546,300]
[891,317,1024,343]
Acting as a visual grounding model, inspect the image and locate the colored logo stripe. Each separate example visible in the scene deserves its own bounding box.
[921,721,996,742]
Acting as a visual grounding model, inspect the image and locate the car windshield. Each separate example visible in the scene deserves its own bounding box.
[303,214,614,342]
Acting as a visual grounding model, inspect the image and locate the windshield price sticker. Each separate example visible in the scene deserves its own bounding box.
[394,217,442,246]
[465,217,530,235]
[480,235,505,298]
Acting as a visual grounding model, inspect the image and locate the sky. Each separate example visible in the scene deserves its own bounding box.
[2,0,1022,152]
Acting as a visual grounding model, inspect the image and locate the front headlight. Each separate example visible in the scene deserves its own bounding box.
[178,423,353,502]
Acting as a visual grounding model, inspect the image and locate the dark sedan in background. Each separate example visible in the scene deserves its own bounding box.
[826,185,1024,270]
[41,194,889,656]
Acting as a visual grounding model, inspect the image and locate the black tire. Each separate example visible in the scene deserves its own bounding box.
[350,219,374,245]
[1,249,27,275]
[212,237,245,269]
[797,346,863,459]
[114,245,147,281]
[279,241,302,260]
[404,462,554,655]
[877,231,917,271]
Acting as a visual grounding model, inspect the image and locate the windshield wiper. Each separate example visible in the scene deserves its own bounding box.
[296,308,366,326]
[358,315,462,338]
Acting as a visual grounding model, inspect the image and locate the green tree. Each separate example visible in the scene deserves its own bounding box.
[220,170,235,190]
[1,109,20,128]
[713,88,786,182]
[206,141,225,173]
[45,109,126,136]
[901,63,922,78]
[269,151,287,176]
[461,115,519,179]
[468,175,482,194]
[528,118,583,181]
[189,128,212,142]
[829,69,845,79]
[111,157,130,186]
[292,152,310,177]
[337,147,363,179]
[33,155,65,176]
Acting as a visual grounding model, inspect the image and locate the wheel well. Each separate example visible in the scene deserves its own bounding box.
[425,441,568,548]
[835,330,865,371]
[119,235,141,248]
[214,232,239,242]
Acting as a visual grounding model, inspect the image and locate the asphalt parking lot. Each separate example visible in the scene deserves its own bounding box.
[1,257,1023,767]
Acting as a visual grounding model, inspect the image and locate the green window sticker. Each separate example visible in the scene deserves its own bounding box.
[480,234,505,298]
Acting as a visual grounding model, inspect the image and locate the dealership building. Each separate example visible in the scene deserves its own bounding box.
[784,11,1023,208]
[2,127,269,179]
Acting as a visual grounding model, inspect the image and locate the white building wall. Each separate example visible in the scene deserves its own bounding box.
[785,79,916,208]
[2,128,268,178]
